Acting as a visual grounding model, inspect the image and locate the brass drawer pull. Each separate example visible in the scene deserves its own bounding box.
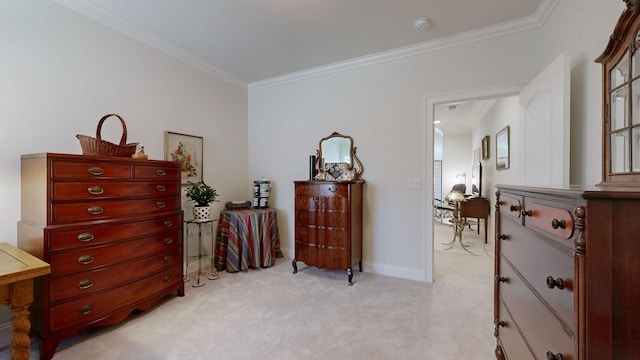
[87,186,104,195]
[546,276,565,290]
[164,220,173,227]
[88,206,104,215]
[551,218,566,229]
[156,201,166,208]
[156,169,167,176]
[546,351,563,360]
[164,237,173,245]
[78,255,95,265]
[77,304,94,315]
[77,232,95,242]
[156,185,166,192]
[78,279,94,289]
[163,255,173,263]
[88,167,104,176]
[163,275,172,283]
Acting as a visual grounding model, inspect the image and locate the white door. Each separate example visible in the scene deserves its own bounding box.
[519,52,570,186]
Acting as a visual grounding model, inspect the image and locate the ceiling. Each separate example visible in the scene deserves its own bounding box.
[57,0,545,85]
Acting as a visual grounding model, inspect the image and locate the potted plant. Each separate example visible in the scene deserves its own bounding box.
[185,181,219,219]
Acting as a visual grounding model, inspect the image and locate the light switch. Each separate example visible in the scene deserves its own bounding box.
[408,177,420,189]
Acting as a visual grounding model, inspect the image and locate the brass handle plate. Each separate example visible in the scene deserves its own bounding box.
[77,304,94,315]
[156,169,167,176]
[163,255,173,263]
[77,232,95,242]
[156,185,166,192]
[88,206,104,215]
[164,220,173,227]
[78,279,94,289]
[87,186,104,195]
[156,201,166,208]
[78,255,95,265]
[164,237,173,245]
[88,167,104,176]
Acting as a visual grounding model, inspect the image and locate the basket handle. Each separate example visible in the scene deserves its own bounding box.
[96,114,128,146]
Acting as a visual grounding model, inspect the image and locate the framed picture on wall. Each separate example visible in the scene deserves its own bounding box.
[481,135,490,160]
[496,126,510,170]
[164,131,203,184]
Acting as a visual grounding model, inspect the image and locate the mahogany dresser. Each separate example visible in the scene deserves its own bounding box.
[292,180,364,285]
[18,153,184,360]
[494,184,640,359]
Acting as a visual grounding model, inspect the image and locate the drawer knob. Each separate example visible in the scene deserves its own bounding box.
[87,186,104,195]
[493,319,506,337]
[77,232,95,242]
[156,169,167,176]
[509,204,520,212]
[521,209,532,217]
[551,218,566,229]
[163,255,173,263]
[156,201,166,208]
[546,276,565,290]
[77,279,94,289]
[496,233,509,241]
[156,185,166,192]
[164,237,173,245]
[77,304,94,315]
[163,275,172,283]
[546,351,563,360]
[164,220,173,227]
[78,255,95,265]
[495,275,509,283]
[87,167,104,176]
[88,206,104,215]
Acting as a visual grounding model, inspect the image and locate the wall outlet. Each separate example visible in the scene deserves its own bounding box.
[408,177,421,189]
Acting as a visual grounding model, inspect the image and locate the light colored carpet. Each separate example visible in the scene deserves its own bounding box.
[433,219,494,258]
[1,243,495,360]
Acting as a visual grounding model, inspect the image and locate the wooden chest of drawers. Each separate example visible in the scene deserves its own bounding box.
[292,180,363,285]
[18,153,184,360]
[494,185,640,359]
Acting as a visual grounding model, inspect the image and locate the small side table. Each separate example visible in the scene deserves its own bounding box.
[0,243,50,360]
[184,219,220,287]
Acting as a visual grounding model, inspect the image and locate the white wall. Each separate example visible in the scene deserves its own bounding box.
[442,133,472,195]
[0,1,249,248]
[248,0,624,281]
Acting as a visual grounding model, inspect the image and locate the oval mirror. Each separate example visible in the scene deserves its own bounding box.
[316,132,363,181]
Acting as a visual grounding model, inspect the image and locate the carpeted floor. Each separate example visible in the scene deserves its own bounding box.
[433,219,494,258]
[1,234,495,360]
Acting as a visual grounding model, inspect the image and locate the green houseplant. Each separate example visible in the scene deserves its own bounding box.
[185,181,219,219]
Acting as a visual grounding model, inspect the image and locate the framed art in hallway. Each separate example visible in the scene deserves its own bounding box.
[481,135,490,160]
[165,131,203,184]
[496,126,510,170]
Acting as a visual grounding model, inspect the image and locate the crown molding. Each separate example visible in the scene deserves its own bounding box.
[249,0,559,91]
[54,0,248,91]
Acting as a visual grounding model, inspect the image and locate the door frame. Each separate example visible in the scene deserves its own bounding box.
[423,83,524,283]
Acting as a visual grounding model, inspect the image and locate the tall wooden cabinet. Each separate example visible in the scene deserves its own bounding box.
[494,185,640,359]
[18,153,184,360]
[292,180,363,285]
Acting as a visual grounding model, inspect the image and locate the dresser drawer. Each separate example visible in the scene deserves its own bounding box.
[51,197,181,223]
[294,243,350,270]
[295,183,349,197]
[295,209,349,228]
[497,300,532,360]
[48,266,182,332]
[295,226,349,248]
[499,257,574,359]
[295,195,348,212]
[498,193,523,221]
[48,246,182,303]
[49,233,181,275]
[499,219,574,328]
[523,198,574,247]
[52,181,180,200]
[133,164,181,179]
[47,214,182,251]
[52,160,132,179]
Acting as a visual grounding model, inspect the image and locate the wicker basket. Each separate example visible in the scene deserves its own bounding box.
[76,114,139,157]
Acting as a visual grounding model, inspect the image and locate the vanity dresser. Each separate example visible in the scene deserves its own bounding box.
[494,3,640,359]
[18,153,184,360]
[292,132,364,285]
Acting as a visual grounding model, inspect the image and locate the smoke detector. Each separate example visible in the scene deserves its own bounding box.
[414,17,430,31]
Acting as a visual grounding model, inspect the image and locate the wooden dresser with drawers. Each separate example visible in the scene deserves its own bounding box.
[292,180,364,285]
[494,184,640,359]
[18,153,184,360]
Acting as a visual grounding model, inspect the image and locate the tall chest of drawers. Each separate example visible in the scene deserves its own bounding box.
[18,153,184,360]
[494,185,640,360]
[292,180,364,285]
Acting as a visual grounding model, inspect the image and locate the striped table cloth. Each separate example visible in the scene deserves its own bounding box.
[214,208,283,272]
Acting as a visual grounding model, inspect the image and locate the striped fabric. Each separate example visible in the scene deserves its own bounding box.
[214,208,283,272]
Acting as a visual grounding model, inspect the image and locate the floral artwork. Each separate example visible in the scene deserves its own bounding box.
[165,132,203,184]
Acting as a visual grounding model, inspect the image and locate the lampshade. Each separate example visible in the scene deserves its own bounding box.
[446,190,465,202]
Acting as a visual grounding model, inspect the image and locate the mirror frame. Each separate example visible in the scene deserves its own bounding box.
[316,132,364,180]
